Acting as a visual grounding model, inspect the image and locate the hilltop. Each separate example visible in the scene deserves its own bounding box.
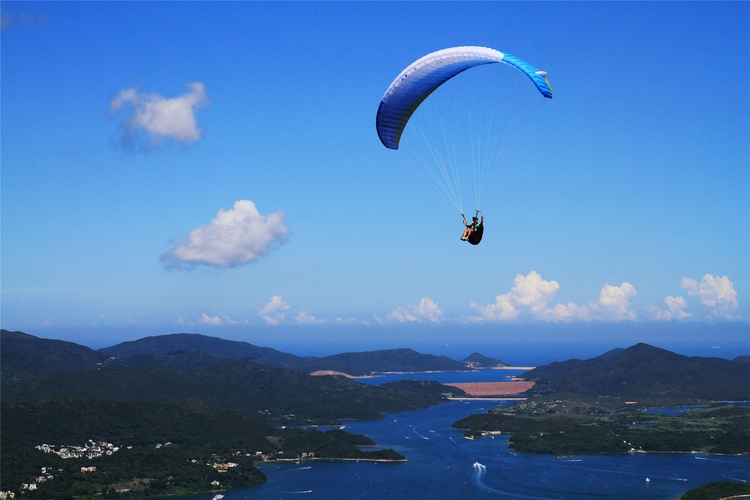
[2,331,468,425]
[98,332,472,375]
[521,342,750,402]
[461,352,508,368]
[453,344,750,456]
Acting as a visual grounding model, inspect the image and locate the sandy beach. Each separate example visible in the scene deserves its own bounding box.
[444,381,535,396]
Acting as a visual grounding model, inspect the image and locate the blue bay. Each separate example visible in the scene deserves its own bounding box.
[171,371,750,499]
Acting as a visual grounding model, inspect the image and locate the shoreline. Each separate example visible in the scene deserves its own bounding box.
[256,456,407,466]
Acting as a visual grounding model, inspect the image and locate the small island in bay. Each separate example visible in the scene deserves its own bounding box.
[453,399,750,455]
[451,343,750,456]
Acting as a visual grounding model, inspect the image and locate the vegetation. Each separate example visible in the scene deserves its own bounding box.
[3,359,462,425]
[1,330,108,383]
[452,404,750,455]
[96,332,472,375]
[320,348,469,374]
[2,331,463,498]
[680,481,750,500]
[522,343,750,402]
[1,397,405,498]
[461,352,508,368]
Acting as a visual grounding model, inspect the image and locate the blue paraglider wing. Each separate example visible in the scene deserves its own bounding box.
[376,46,552,150]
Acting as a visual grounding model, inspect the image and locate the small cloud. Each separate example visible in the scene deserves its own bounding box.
[295,311,325,324]
[259,295,290,325]
[1,10,50,30]
[682,274,740,319]
[471,271,563,321]
[590,282,637,321]
[540,302,590,322]
[39,320,51,327]
[161,200,288,268]
[336,317,370,325]
[110,82,209,149]
[176,317,194,326]
[199,314,222,326]
[388,298,443,323]
[653,295,691,321]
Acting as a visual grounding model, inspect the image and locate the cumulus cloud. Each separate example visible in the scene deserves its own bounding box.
[388,298,443,323]
[161,200,288,268]
[295,311,325,324]
[259,295,290,325]
[682,274,740,318]
[653,295,691,321]
[110,82,209,148]
[589,282,637,321]
[469,272,636,322]
[471,271,561,321]
[198,314,222,326]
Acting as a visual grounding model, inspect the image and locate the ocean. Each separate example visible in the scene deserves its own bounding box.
[167,370,750,500]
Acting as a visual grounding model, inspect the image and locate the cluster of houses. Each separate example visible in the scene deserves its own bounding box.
[35,440,120,459]
[9,466,57,494]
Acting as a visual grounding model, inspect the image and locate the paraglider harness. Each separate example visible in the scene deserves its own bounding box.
[461,211,484,245]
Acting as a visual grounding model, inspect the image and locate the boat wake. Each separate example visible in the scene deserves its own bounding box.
[470,462,551,499]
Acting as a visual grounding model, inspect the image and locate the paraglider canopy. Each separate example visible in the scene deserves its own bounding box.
[376,46,552,150]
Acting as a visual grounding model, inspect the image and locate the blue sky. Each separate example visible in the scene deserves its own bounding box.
[2,2,748,359]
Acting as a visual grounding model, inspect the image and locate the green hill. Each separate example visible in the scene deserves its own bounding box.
[1,397,404,498]
[461,352,508,368]
[100,333,310,370]
[321,348,469,373]
[1,330,109,393]
[3,360,464,424]
[4,330,483,377]
[522,343,750,401]
[99,333,473,375]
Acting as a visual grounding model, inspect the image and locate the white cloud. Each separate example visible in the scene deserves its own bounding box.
[470,294,519,321]
[110,82,209,147]
[295,311,325,324]
[388,298,443,323]
[471,271,563,321]
[198,314,222,326]
[682,274,740,318]
[469,272,636,323]
[653,295,691,321]
[335,317,370,325]
[590,282,637,321]
[161,200,288,268]
[259,295,290,325]
[540,302,590,322]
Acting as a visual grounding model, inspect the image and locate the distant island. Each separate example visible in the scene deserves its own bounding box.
[451,343,750,456]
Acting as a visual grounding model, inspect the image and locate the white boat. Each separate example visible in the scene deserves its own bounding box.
[212,495,224,500]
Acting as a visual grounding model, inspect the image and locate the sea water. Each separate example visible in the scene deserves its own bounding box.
[172,371,750,500]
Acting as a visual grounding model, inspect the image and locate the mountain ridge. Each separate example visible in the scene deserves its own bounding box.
[521,342,750,400]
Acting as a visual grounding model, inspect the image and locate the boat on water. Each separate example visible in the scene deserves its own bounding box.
[473,461,485,468]
[212,495,224,500]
